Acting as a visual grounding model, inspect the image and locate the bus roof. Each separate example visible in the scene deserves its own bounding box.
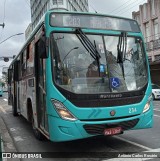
[47,10,136,22]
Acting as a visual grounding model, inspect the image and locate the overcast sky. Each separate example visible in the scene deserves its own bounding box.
[0,0,147,77]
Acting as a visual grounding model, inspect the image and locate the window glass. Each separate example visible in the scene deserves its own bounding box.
[22,51,27,76]
[152,84,160,89]
[51,33,148,94]
[27,42,35,75]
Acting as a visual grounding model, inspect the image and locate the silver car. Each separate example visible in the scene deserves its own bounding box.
[152,84,160,100]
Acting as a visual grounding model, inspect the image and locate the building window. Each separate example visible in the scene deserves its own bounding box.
[143,4,147,20]
[154,55,160,61]
[135,15,140,25]
[145,22,150,42]
[148,56,152,63]
[153,18,159,40]
[53,0,63,5]
[151,0,156,16]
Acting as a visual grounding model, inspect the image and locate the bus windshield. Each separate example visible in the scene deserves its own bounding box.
[51,33,147,94]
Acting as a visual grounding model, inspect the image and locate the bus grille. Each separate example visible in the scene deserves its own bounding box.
[83,118,139,135]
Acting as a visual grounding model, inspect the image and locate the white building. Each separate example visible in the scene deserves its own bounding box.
[30,0,89,29]
[25,23,32,40]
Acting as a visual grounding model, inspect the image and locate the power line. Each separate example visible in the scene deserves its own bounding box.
[114,0,144,15]
[0,0,7,41]
[0,28,5,41]
[109,0,134,14]
[89,0,98,13]
[119,0,146,15]
[24,0,30,7]
[2,0,7,23]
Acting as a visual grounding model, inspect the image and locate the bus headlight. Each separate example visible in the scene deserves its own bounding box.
[51,100,77,121]
[143,95,152,113]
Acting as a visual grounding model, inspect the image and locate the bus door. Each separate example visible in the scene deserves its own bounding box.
[13,61,20,113]
[8,68,13,105]
[35,36,49,133]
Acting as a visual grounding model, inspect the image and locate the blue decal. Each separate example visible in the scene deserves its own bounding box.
[110,78,120,88]
[100,64,105,72]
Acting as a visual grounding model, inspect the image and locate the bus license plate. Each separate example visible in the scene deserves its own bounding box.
[104,127,122,136]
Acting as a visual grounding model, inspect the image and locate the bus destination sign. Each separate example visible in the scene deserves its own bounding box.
[50,13,140,32]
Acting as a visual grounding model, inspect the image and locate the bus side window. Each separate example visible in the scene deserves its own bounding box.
[22,50,27,77]
[19,53,23,79]
[26,42,34,76]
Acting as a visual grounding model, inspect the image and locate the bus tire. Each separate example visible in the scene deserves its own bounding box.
[12,96,18,117]
[32,115,44,141]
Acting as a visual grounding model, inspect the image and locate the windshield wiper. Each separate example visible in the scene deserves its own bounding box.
[75,28,101,76]
[117,32,127,79]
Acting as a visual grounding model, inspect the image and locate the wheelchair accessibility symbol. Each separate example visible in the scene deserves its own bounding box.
[110,78,120,88]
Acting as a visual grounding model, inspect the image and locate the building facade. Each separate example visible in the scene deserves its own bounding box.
[25,23,32,40]
[132,0,160,63]
[30,0,89,29]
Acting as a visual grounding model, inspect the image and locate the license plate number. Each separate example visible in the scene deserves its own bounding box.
[104,127,122,136]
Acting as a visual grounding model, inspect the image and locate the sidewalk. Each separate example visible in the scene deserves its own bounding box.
[0,115,20,161]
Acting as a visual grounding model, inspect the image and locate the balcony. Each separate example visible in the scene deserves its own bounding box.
[146,39,160,51]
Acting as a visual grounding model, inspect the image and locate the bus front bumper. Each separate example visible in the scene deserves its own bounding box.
[48,109,153,142]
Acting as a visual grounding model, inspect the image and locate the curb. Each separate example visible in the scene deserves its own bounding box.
[0,116,20,161]
[0,135,3,161]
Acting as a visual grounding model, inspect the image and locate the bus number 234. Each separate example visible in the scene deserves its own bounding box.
[129,108,137,114]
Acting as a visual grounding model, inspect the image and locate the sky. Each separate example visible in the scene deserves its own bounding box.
[0,0,147,78]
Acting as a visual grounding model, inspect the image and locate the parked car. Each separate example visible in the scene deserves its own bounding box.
[152,84,160,100]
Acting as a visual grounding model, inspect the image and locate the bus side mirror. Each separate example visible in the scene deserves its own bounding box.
[38,36,48,59]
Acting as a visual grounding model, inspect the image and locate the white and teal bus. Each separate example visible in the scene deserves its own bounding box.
[8,11,153,142]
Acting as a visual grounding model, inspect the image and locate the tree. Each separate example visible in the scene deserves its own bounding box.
[2,72,8,84]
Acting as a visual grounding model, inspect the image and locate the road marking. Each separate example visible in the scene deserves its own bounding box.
[103,158,149,161]
[154,109,160,112]
[154,115,160,118]
[3,98,8,102]
[0,105,6,114]
[102,148,160,161]
[14,136,24,142]
[10,128,16,132]
[145,148,160,152]
[114,136,152,151]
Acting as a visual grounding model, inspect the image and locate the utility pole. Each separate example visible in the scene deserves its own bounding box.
[0,23,5,28]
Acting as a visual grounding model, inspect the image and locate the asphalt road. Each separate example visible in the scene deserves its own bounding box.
[0,93,160,161]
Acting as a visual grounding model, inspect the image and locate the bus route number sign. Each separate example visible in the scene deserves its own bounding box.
[50,13,141,32]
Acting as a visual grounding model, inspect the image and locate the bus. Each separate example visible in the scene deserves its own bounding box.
[8,10,153,142]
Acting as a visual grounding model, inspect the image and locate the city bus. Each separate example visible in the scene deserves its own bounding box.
[8,10,153,142]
